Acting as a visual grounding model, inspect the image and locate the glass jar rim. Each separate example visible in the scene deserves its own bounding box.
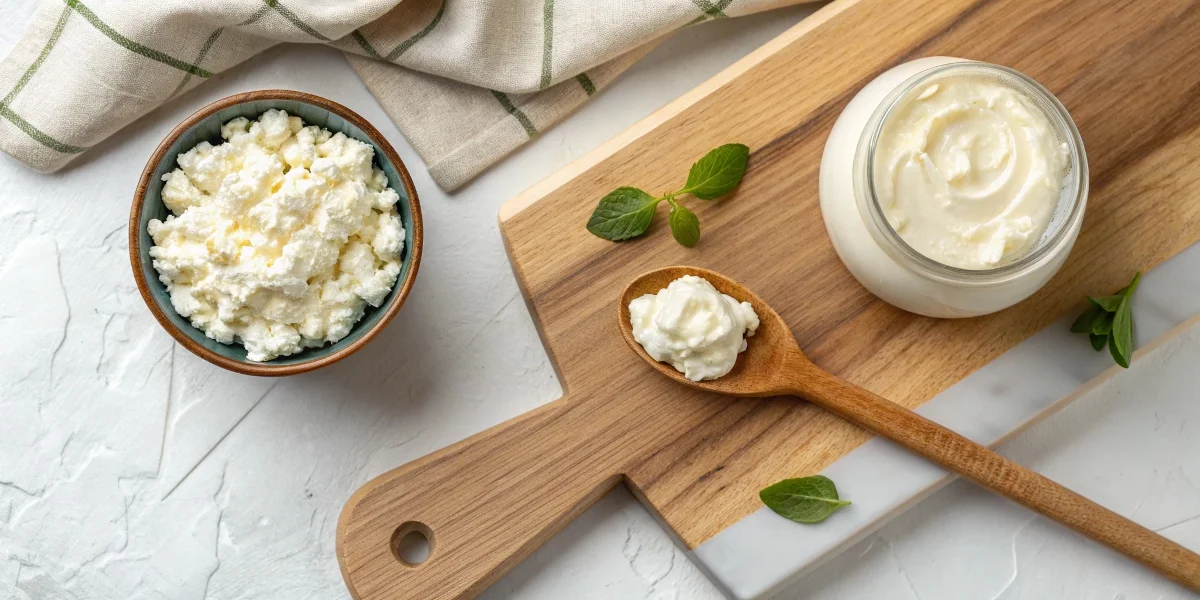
[853,61,1088,286]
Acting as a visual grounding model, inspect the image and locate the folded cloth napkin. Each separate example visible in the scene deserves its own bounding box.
[0,0,811,191]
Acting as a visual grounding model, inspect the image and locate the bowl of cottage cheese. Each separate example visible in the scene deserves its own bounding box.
[130,90,422,376]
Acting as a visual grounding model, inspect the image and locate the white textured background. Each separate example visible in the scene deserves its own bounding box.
[3,2,1198,599]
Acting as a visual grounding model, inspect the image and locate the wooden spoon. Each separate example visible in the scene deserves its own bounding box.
[619,265,1200,591]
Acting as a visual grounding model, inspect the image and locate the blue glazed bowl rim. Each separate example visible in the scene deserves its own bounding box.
[129,89,423,377]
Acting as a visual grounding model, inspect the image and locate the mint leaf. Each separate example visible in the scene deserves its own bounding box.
[1090,310,1114,336]
[1122,271,1143,298]
[586,187,660,241]
[1108,272,1140,368]
[1073,272,1141,366]
[1070,304,1102,334]
[668,204,700,248]
[1109,330,1129,367]
[1110,274,1140,368]
[1088,294,1124,312]
[760,475,850,524]
[681,143,749,200]
[585,143,748,245]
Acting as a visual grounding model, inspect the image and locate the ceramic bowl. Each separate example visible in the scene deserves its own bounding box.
[129,90,423,376]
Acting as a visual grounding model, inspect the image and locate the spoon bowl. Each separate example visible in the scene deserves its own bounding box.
[618,265,799,397]
[617,265,1200,591]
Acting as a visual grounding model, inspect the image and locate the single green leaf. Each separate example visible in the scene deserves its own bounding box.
[1111,294,1134,367]
[759,475,851,524]
[1122,271,1143,298]
[680,143,750,200]
[1090,310,1114,336]
[1087,294,1124,312]
[668,204,701,248]
[1109,330,1129,368]
[1070,304,1103,334]
[586,187,660,241]
[1078,272,1141,366]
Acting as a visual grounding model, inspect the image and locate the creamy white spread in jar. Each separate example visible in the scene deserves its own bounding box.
[148,109,406,361]
[873,77,1069,269]
[628,275,759,381]
[819,58,1086,318]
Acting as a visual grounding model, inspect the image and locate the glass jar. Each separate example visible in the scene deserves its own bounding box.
[818,57,1088,318]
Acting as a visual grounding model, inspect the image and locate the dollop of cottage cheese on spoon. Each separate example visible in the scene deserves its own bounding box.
[147,109,406,362]
[629,275,760,381]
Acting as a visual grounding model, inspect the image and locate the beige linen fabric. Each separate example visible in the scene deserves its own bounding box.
[0,0,808,191]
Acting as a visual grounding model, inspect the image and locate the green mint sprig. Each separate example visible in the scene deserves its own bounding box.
[1070,271,1141,368]
[759,475,851,524]
[585,143,749,247]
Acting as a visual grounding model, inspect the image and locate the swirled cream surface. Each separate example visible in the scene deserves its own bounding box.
[629,275,759,381]
[873,77,1069,269]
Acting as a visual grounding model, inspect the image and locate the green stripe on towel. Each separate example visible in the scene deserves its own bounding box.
[540,0,555,89]
[0,104,88,154]
[690,0,734,18]
[575,73,595,96]
[170,27,224,97]
[385,0,446,61]
[235,4,271,27]
[354,0,445,62]
[491,90,537,138]
[0,4,87,153]
[351,30,382,58]
[265,0,332,41]
[65,0,213,76]
[4,5,72,105]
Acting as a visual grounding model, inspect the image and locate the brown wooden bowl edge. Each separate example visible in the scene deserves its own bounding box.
[128,89,424,377]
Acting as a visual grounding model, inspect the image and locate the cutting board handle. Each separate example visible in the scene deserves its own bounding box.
[336,398,623,600]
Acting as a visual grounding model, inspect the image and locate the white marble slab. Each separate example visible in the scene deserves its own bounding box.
[781,314,1200,600]
[693,243,1200,599]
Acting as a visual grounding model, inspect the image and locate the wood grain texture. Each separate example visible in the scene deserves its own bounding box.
[338,0,1200,598]
[617,266,1200,591]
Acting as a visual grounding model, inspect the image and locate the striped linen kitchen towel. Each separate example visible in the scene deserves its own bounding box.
[0,0,812,191]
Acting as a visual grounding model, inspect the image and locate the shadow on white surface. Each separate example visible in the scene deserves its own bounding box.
[0,5,820,600]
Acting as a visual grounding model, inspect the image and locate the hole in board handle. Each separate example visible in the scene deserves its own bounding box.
[391,521,434,567]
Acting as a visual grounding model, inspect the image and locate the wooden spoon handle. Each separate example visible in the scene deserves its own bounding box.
[790,361,1200,591]
[336,399,621,600]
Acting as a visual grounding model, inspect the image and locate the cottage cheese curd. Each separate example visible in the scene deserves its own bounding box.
[628,275,759,381]
[148,109,406,361]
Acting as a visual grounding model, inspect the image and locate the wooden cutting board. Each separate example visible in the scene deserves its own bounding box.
[338,0,1200,598]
